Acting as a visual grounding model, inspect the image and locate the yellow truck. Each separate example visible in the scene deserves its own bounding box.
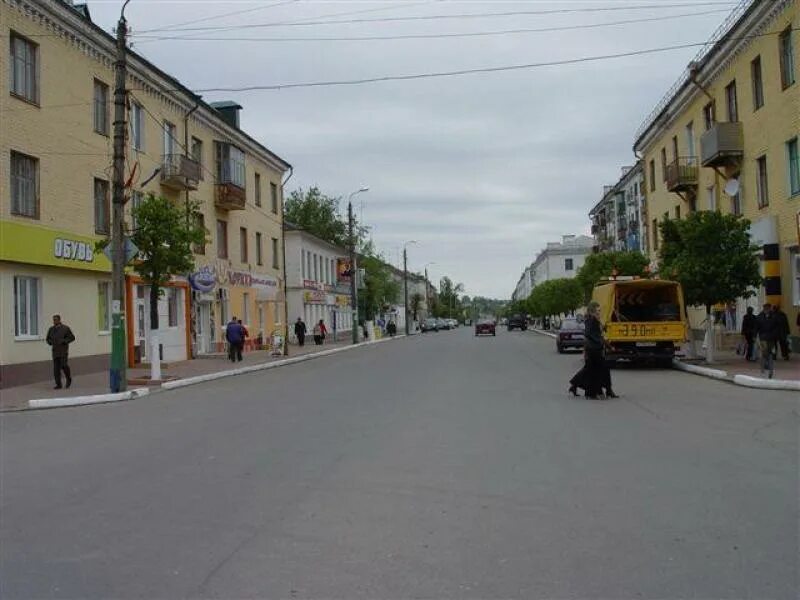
[591,278,688,366]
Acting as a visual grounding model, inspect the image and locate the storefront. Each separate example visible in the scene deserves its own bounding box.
[299,280,351,341]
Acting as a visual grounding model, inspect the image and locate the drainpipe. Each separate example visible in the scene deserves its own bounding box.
[281,165,294,355]
[183,96,200,358]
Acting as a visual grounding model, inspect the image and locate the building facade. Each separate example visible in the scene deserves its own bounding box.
[529,235,594,286]
[285,226,352,342]
[1,0,289,386]
[633,0,798,341]
[590,163,647,253]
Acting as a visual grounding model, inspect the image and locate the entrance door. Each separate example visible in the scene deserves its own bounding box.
[196,303,212,354]
[134,285,147,363]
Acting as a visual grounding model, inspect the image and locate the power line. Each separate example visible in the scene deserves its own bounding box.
[132,2,738,35]
[134,8,732,43]
[135,0,300,35]
[190,30,791,94]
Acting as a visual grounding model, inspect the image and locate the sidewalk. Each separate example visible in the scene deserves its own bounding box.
[679,346,800,382]
[0,339,350,412]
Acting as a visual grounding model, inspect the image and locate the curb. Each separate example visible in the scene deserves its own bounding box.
[27,387,150,410]
[672,359,799,391]
[671,360,728,381]
[530,328,558,339]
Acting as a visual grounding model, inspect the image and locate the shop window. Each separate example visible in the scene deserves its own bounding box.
[98,281,111,332]
[14,276,40,337]
[242,292,250,324]
[168,288,180,327]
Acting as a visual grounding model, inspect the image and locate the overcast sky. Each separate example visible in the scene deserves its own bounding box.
[89,0,736,298]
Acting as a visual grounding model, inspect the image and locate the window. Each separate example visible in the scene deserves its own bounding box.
[10,33,38,103]
[301,249,306,278]
[731,189,742,216]
[10,151,38,218]
[751,56,764,110]
[792,250,800,307]
[685,122,695,160]
[93,79,109,135]
[242,293,250,325]
[272,237,279,269]
[756,155,769,208]
[163,121,176,157]
[671,136,679,162]
[14,276,40,337]
[565,258,574,271]
[707,184,717,211]
[652,219,659,250]
[258,305,264,337]
[217,220,228,259]
[240,227,248,262]
[313,253,318,281]
[787,137,800,196]
[689,197,697,213]
[270,182,278,214]
[254,173,262,206]
[660,148,667,181]
[779,27,795,89]
[215,143,246,188]
[725,80,738,122]
[306,251,311,279]
[98,281,111,332]
[131,102,144,151]
[649,159,656,191]
[675,205,681,220]
[703,101,715,131]
[194,212,206,254]
[256,232,263,265]
[167,288,179,327]
[94,178,110,234]
[130,190,143,230]
[191,137,203,165]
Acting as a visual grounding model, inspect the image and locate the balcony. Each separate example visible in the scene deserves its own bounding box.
[214,181,246,210]
[700,121,743,168]
[160,154,201,191]
[665,157,698,193]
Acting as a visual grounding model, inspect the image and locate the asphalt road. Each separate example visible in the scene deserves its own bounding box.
[1,328,797,599]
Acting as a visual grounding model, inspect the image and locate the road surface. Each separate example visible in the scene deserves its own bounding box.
[1,328,797,599]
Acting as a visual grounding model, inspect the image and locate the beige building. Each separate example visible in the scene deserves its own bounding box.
[1,0,290,386]
[634,0,799,345]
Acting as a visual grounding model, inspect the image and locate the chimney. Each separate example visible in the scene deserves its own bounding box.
[210,101,243,129]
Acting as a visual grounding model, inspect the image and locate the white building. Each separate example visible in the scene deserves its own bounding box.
[512,266,534,303]
[285,224,353,342]
[529,235,594,286]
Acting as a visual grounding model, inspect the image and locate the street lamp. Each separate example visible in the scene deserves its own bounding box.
[347,187,369,344]
[403,240,418,336]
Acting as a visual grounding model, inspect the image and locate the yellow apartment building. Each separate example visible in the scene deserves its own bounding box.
[0,0,290,387]
[633,0,799,348]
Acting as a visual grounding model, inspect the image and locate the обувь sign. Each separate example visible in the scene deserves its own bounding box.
[54,238,94,263]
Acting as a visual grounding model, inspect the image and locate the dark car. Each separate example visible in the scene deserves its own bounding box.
[556,317,585,353]
[507,314,527,331]
[475,319,496,336]
[421,318,438,332]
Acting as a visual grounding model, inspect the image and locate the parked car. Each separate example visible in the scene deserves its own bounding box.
[474,319,496,336]
[507,314,527,331]
[421,318,438,332]
[437,318,450,330]
[447,319,459,328]
[556,317,585,353]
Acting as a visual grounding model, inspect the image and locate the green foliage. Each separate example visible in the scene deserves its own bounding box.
[466,296,507,320]
[575,250,650,302]
[358,241,400,321]
[435,276,465,318]
[526,278,583,318]
[658,211,762,311]
[285,186,353,247]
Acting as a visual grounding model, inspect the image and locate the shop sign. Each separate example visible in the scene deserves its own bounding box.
[54,238,94,263]
[189,265,217,293]
[335,294,350,307]
[304,279,324,290]
[253,274,279,301]
[0,221,112,272]
[304,290,327,304]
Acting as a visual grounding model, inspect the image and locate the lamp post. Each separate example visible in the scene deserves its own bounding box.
[348,187,368,344]
[402,240,418,335]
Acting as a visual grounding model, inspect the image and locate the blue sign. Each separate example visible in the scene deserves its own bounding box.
[189,266,216,292]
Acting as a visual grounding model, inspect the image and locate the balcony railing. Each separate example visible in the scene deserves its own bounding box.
[214,181,246,210]
[160,154,201,190]
[665,157,698,193]
[700,121,743,168]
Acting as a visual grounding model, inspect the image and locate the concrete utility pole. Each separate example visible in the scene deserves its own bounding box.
[110,1,131,393]
[403,248,409,336]
[348,201,358,344]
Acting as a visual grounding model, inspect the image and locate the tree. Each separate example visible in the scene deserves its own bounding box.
[658,211,762,362]
[575,251,650,302]
[437,276,465,319]
[525,279,583,326]
[358,242,400,321]
[410,293,424,321]
[131,194,205,381]
[285,186,364,247]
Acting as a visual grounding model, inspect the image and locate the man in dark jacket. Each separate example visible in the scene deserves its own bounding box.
[225,317,244,362]
[294,317,307,347]
[756,304,779,377]
[46,314,75,389]
[740,306,758,361]
[773,304,791,360]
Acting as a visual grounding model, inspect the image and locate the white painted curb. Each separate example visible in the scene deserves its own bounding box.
[530,328,558,339]
[733,374,800,392]
[28,387,150,409]
[161,335,404,391]
[672,360,728,380]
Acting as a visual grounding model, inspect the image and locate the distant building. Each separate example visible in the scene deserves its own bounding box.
[512,235,594,301]
[589,162,646,253]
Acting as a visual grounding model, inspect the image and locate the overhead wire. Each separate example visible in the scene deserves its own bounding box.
[136,0,300,35]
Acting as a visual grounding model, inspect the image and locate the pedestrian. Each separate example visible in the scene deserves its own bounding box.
[238,319,248,357]
[773,303,791,360]
[741,306,758,361]
[387,320,397,337]
[225,317,244,362]
[319,319,328,342]
[569,301,616,399]
[46,314,75,389]
[312,320,324,345]
[756,303,779,378]
[294,317,307,347]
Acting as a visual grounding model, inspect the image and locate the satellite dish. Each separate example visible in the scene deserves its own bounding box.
[724,178,740,196]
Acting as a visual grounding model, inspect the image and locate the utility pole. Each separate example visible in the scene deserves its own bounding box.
[110,2,131,393]
[403,248,409,336]
[348,201,358,344]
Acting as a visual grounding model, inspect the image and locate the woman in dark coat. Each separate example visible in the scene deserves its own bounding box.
[569,301,617,399]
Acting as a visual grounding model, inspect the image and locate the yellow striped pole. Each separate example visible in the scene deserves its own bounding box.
[763,243,782,307]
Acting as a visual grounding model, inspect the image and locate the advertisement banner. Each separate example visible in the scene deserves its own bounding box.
[336,258,352,283]
[303,290,327,304]
[0,221,112,272]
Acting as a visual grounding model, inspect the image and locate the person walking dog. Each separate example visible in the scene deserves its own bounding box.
[46,314,75,389]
